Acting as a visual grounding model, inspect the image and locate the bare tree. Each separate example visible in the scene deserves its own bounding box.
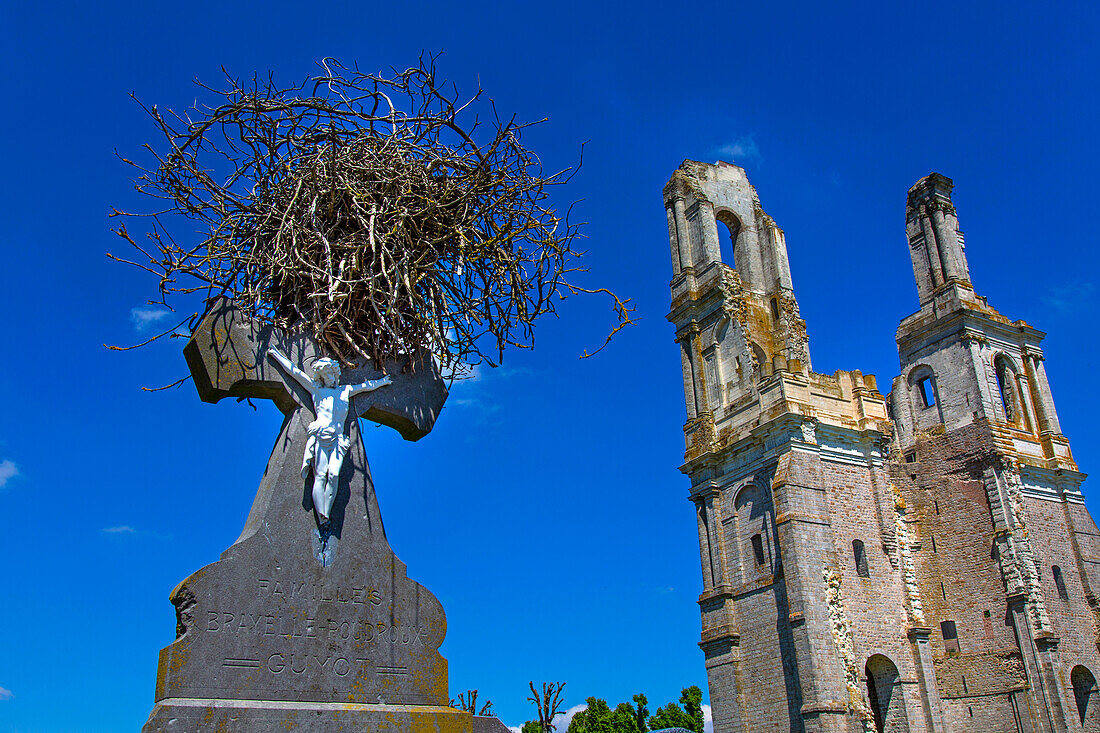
[452,689,494,716]
[111,55,632,378]
[528,681,567,733]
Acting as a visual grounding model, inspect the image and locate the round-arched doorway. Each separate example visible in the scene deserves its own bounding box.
[1072,665,1100,731]
[865,655,909,733]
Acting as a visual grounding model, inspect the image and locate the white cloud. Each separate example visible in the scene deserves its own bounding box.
[0,686,12,700]
[702,704,713,733]
[0,460,17,489]
[1041,282,1095,314]
[102,525,136,534]
[131,306,171,331]
[716,136,761,163]
[556,703,587,732]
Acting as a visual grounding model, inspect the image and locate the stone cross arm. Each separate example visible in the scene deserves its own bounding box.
[183,298,448,441]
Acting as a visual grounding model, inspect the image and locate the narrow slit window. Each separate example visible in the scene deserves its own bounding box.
[1053,565,1069,600]
[751,533,766,566]
[941,620,960,653]
[770,297,781,321]
[853,539,869,577]
[918,376,936,408]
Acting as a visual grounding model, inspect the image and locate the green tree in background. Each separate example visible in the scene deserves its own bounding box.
[548,687,701,733]
[522,721,543,733]
[629,694,649,733]
[646,687,704,733]
[567,693,650,733]
[568,697,614,733]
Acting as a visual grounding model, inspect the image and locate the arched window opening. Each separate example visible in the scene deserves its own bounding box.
[735,482,776,582]
[1054,565,1070,600]
[865,655,908,733]
[995,356,1018,424]
[917,377,936,408]
[853,540,869,577]
[716,212,741,270]
[1073,666,1100,731]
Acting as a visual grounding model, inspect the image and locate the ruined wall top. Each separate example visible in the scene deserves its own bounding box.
[663,160,793,296]
[904,172,973,305]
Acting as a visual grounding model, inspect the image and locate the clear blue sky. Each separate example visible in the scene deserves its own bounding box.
[2,2,1099,731]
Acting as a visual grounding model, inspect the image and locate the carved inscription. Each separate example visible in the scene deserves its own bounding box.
[201,578,432,682]
[204,610,430,645]
[255,577,383,605]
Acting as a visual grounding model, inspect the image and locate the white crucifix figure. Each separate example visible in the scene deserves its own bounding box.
[267,347,392,524]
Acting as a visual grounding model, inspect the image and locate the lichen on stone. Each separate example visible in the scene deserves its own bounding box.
[823,564,875,732]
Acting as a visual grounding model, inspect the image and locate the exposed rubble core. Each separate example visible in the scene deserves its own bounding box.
[665,161,1100,733]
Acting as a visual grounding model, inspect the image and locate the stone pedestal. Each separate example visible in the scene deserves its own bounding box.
[143,411,470,732]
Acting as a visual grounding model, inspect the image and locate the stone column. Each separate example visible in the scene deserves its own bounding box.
[1009,593,1057,733]
[930,205,963,281]
[735,224,765,291]
[1034,357,1063,433]
[706,487,731,588]
[963,334,996,420]
[770,451,851,733]
[695,496,717,590]
[673,196,693,269]
[907,627,947,733]
[766,220,795,291]
[918,211,946,289]
[690,325,706,421]
[1025,354,1062,434]
[681,339,698,420]
[699,200,722,267]
[666,202,683,276]
[1016,371,1039,434]
[1035,636,1073,733]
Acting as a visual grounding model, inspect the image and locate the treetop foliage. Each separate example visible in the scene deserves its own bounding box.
[562,687,704,733]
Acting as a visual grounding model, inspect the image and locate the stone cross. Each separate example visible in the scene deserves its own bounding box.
[143,297,463,731]
[183,297,448,441]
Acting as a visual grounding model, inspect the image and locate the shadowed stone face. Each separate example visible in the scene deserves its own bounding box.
[183,297,448,440]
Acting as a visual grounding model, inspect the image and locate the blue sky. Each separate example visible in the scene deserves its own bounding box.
[2,2,1100,731]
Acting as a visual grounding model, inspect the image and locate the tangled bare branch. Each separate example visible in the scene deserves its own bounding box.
[111,55,633,377]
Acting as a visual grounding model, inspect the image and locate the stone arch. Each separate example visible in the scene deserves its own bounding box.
[865,654,909,733]
[732,479,776,582]
[712,314,730,346]
[715,208,741,270]
[993,353,1026,428]
[1073,665,1100,731]
[750,341,768,378]
[905,365,942,429]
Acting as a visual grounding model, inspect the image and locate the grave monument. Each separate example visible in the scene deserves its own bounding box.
[141,299,469,732]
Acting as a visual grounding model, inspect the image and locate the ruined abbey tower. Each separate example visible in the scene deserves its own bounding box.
[664,161,1100,733]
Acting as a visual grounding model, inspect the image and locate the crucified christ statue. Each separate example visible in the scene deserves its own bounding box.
[267,347,392,525]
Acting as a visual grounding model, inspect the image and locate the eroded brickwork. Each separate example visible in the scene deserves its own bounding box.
[665,163,1100,733]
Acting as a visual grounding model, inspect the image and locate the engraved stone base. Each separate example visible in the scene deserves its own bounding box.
[144,698,473,733]
[142,407,455,731]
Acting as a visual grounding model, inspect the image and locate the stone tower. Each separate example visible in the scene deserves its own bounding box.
[664,161,1100,733]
